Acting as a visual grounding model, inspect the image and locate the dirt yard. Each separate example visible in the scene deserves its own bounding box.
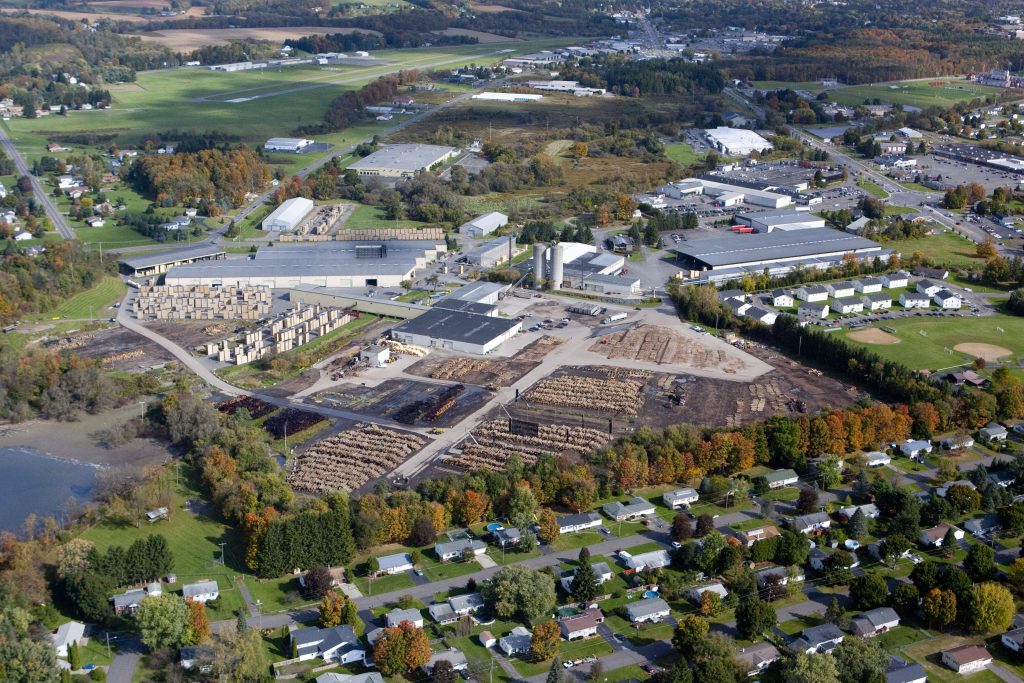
[405,336,563,387]
[69,326,175,370]
[588,324,754,375]
[848,328,902,345]
[954,342,1012,360]
[144,319,242,353]
[138,27,370,50]
[315,379,492,427]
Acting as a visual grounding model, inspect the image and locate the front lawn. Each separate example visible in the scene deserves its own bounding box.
[352,571,415,596]
[422,559,482,582]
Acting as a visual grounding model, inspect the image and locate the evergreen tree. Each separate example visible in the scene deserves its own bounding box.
[941,527,959,554]
[570,548,599,603]
[547,657,564,683]
[847,508,867,540]
[68,641,81,671]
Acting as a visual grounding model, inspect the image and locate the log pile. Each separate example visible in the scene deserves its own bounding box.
[288,424,427,493]
[445,420,609,472]
[523,375,644,415]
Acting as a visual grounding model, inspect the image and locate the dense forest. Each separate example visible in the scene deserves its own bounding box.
[0,241,112,324]
[125,147,271,208]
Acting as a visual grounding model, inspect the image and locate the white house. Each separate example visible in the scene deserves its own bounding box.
[932,289,961,309]
[851,607,900,637]
[919,523,964,547]
[796,285,829,302]
[746,306,778,325]
[385,608,424,629]
[827,281,856,298]
[916,279,944,296]
[798,302,830,319]
[435,539,487,562]
[619,549,670,571]
[558,608,604,640]
[664,488,699,509]
[1002,627,1024,653]
[602,497,656,522]
[762,469,799,489]
[377,553,414,575]
[499,626,532,655]
[689,582,729,603]
[737,642,781,677]
[181,580,219,604]
[899,439,932,459]
[559,562,613,592]
[425,649,468,674]
[831,299,864,315]
[979,422,1008,443]
[792,512,831,534]
[855,277,884,294]
[899,293,930,309]
[861,293,892,311]
[53,621,85,658]
[291,625,365,664]
[771,289,794,307]
[557,512,602,534]
[625,597,671,624]
[427,593,484,625]
[941,645,991,674]
[881,271,909,289]
[838,503,879,521]
[13,230,32,241]
[865,451,891,467]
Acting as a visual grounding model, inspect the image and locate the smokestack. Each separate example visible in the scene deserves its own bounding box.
[551,243,564,290]
[532,243,547,289]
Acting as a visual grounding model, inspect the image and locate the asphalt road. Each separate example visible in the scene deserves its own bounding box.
[0,122,74,239]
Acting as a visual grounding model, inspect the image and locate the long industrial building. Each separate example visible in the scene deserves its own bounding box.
[165,240,445,288]
[391,308,521,354]
[348,144,458,179]
[120,244,226,277]
[734,211,826,233]
[659,178,792,209]
[703,128,774,156]
[262,197,315,232]
[673,228,890,283]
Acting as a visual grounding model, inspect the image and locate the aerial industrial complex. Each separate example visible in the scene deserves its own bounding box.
[348,144,459,179]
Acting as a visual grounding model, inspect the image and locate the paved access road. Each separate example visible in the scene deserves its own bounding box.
[0,122,74,239]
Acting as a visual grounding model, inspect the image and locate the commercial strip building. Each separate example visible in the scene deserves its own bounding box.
[166,240,445,289]
[472,92,544,102]
[672,228,889,283]
[262,197,315,232]
[703,128,774,156]
[348,144,458,179]
[934,144,1024,174]
[119,244,226,277]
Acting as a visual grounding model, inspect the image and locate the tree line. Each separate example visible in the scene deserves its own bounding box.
[125,147,271,209]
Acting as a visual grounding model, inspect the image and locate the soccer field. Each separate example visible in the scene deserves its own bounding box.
[841,314,1024,371]
[829,79,1003,109]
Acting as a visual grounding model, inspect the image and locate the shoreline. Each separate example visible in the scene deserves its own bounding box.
[0,403,176,468]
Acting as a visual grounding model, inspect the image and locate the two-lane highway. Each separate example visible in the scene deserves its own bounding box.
[0,123,74,239]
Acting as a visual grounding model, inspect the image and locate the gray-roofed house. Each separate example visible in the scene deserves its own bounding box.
[979,422,1008,443]
[933,289,962,309]
[990,471,1016,488]
[736,642,781,677]
[499,627,533,655]
[425,649,468,673]
[385,608,424,629]
[762,468,799,489]
[881,272,910,289]
[290,624,365,663]
[899,292,930,309]
[745,306,778,325]
[838,503,879,521]
[792,512,832,534]
[602,496,656,522]
[855,277,884,294]
[827,281,856,298]
[797,285,829,302]
[316,674,386,683]
[886,657,926,683]
[1002,627,1024,653]
[917,279,944,296]
[771,289,794,307]
[559,562,614,592]
[861,293,892,311]
[755,565,804,586]
[798,301,830,319]
[664,488,700,509]
[964,514,1001,537]
[899,439,932,459]
[558,512,602,534]
[377,553,414,575]
[851,607,900,637]
[789,623,845,654]
[428,592,485,624]
[53,621,85,658]
[865,451,891,467]
[435,539,487,562]
[493,527,521,547]
[689,582,729,603]
[625,597,671,624]
[182,580,219,604]
[620,549,671,571]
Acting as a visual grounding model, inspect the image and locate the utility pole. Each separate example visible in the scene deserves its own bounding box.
[219,542,226,565]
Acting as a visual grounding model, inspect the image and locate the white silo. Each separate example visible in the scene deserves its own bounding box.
[551,243,565,290]
[532,243,547,288]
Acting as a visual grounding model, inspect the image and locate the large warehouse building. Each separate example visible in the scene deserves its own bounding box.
[659,178,792,209]
[673,228,889,283]
[265,138,314,152]
[165,240,445,288]
[120,244,226,277]
[734,211,826,233]
[262,197,315,232]
[467,236,516,267]
[703,128,774,156]
[348,144,458,179]
[391,308,521,354]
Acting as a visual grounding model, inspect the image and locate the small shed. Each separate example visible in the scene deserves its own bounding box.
[360,345,390,367]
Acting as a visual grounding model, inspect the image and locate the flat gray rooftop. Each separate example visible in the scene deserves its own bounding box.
[348,144,456,173]
[393,308,519,345]
[673,228,882,268]
[120,244,224,270]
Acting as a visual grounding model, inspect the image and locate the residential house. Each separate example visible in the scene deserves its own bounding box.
[837,503,879,521]
[557,512,603,534]
[855,277,884,294]
[13,231,32,241]
[385,608,424,629]
[809,547,860,572]
[979,422,1008,443]
[919,523,964,547]
[602,497,656,522]
[85,216,105,227]
[53,621,85,658]
[964,514,1001,537]
[111,583,160,615]
[789,623,844,654]
[851,607,900,637]
[827,281,856,298]
[792,512,831,534]
[316,672,386,683]
[179,644,215,673]
[756,565,804,587]
[989,471,1015,488]
[559,562,613,592]
[427,593,484,624]
[916,279,944,296]
[762,469,799,489]
[881,272,909,289]
[299,567,345,591]
[736,642,781,677]
[435,539,487,562]
[620,549,670,571]
[733,524,780,547]
[796,285,829,302]
[479,631,496,648]
[558,608,605,640]
[937,480,976,498]
[772,289,794,307]
[746,306,778,325]
[425,649,468,674]
[689,583,729,603]
[941,645,991,674]
[865,451,891,467]
[932,289,962,309]
[886,657,926,683]
[377,553,414,575]
[729,299,752,316]
[493,527,521,547]
[663,488,699,509]
[798,302,830,319]
[625,597,671,624]
[180,581,218,604]
[831,299,864,315]
[940,434,975,450]
[1002,627,1024,653]
[867,541,910,563]
[899,439,932,459]
[899,293,930,309]
[499,626,532,655]
[290,624,365,664]
[861,293,892,311]
[718,289,746,302]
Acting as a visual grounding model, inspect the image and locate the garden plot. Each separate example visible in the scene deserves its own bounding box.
[522,367,649,415]
[588,324,753,375]
[315,378,492,427]
[443,419,610,472]
[288,423,426,493]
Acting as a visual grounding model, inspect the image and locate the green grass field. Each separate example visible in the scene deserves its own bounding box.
[829,79,1003,109]
[859,178,889,199]
[842,314,1024,370]
[26,275,126,321]
[886,231,983,269]
[342,203,429,230]
[664,142,701,167]
[750,81,829,93]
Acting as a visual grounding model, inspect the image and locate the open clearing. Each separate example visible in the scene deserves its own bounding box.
[433,28,518,43]
[847,328,901,345]
[954,342,1012,361]
[842,315,1024,370]
[0,7,149,22]
[467,2,522,11]
[139,26,364,50]
[886,231,983,269]
[830,79,1003,109]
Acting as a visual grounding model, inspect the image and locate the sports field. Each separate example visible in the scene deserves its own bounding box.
[841,314,1024,370]
[829,79,1003,109]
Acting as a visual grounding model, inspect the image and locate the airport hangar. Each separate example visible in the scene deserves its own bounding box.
[348,144,458,179]
[672,228,890,283]
[164,240,445,288]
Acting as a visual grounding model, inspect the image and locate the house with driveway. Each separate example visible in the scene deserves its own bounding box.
[941,645,991,674]
[558,608,605,641]
[290,624,365,664]
[899,439,932,459]
[625,597,671,624]
[664,488,700,509]
[602,497,655,522]
[428,592,485,624]
[792,512,831,534]
[377,553,414,575]
[762,469,799,489]
[619,549,670,571]
[851,607,900,637]
[499,626,533,656]
[736,642,781,677]
[886,657,926,683]
[919,523,964,547]
[559,562,614,592]
[789,623,844,654]
[385,608,424,629]
[557,512,603,534]
[435,539,487,562]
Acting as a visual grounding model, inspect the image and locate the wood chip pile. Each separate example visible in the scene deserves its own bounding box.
[445,419,609,472]
[288,424,427,493]
[524,375,644,414]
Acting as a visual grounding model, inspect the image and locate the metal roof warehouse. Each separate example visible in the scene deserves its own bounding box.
[391,308,521,355]
[119,244,226,276]
[348,144,458,178]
